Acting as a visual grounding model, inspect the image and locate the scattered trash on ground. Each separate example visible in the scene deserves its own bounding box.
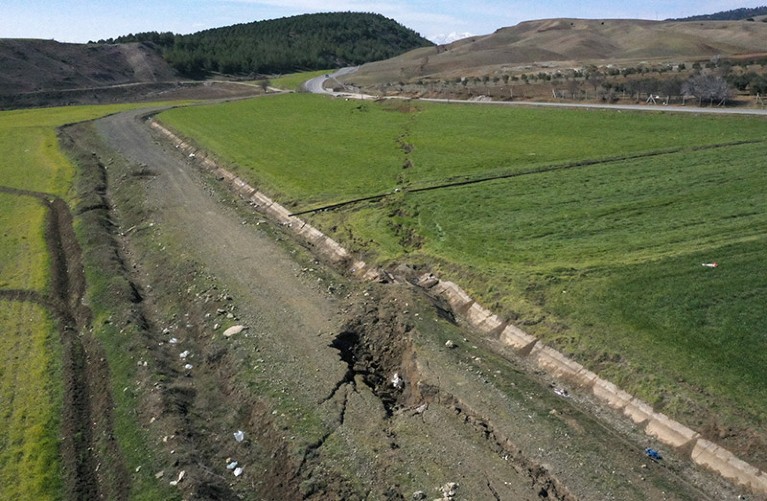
[445,340,457,349]
[391,372,405,390]
[553,387,570,398]
[645,448,662,461]
[169,337,179,344]
[226,460,238,470]
[169,470,185,486]
[179,350,190,359]
[184,364,193,370]
[233,466,243,477]
[702,262,718,268]
[233,430,245,443]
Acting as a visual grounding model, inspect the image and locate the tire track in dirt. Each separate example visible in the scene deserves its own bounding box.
[0,184,127,500]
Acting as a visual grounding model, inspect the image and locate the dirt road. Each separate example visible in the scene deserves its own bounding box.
[71,107,745,499]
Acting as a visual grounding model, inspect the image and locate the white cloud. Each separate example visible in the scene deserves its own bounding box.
[429,31,475,44]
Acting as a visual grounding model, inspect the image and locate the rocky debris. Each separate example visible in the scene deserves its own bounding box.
[223,324,247,337]
[434,482,459,500]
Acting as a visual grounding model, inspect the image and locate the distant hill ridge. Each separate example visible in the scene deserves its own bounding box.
[669,5,767,21]
[101,12,434,77]
[349,17,767,85]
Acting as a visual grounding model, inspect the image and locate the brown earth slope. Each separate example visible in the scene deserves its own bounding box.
[0,39,175,94]
[350,18,767,84]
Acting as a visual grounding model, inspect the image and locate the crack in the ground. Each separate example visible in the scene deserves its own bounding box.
[439,393,576,501]
[324,288,576,500]
[486,477,501,501]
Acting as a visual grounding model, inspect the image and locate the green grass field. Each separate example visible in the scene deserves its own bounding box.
[271,69,332,91]
[0,302,62,501]
[0,194,48,291]
[0,102,185,499]
[159,94,767,431]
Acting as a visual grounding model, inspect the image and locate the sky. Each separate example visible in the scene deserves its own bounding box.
[1,0,765,44]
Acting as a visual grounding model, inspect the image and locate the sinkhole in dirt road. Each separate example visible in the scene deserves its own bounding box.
[329,327,404,418]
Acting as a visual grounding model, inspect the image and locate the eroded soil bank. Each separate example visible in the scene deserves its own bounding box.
[57,108,749,500]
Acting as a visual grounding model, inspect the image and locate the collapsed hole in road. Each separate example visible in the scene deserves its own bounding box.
[329,327,401,417]
[327,290,423,418]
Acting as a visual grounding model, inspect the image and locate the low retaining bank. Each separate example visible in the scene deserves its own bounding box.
[149,119,767,497]
[417,276,767,496]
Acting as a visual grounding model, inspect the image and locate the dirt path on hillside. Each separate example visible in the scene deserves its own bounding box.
[74,108,746,500]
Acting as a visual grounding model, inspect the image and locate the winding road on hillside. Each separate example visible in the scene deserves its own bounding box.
[79,103,748,499]
[306,67,767,116]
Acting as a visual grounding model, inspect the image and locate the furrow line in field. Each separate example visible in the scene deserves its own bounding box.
[289,138,765,216]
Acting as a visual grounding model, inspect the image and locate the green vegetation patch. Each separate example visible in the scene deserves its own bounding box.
[0,194,48,291]
[158,95,767,439]
[160,95,767,209]
[159,94,409,205]
[0,301,63,500]
[271,70,333,92]
[404,143,767,422]
[0,103,189,499]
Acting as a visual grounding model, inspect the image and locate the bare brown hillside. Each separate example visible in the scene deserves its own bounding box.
[350,18,767,84]
[0,39,175,95]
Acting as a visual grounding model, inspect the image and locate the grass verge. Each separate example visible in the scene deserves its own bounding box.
[0,301,63,500]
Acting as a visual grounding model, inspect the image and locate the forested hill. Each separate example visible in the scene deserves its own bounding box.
[101,12,433,77]
[669,5,767,21]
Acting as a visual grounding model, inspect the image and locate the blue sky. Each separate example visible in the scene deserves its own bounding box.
[1,0,765,43]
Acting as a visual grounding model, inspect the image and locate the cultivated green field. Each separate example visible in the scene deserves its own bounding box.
[0,102,183,499]
[0,302,62,501]
[159,94,767,434]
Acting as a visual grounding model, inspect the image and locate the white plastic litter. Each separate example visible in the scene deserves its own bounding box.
[184,364,193,370]
[233,430,245,442]
[179,350,190,359]
[390,372,404,390]
[233,467,243,477]
[169,337,179,344]
[226,461,238,470]
[702,262,718,268]
[169,470,185,486]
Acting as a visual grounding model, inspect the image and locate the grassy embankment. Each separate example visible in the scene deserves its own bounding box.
[0,104,180,499]
[158,94,767,460]
[271,70,332,91]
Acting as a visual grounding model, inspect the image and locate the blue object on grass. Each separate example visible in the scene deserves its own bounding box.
[645,448,662,461]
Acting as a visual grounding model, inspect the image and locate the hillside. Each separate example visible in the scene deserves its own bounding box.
[0,39,175,95]
[669,5,767,21]
[110,12,434,77]
[348,18,767,84]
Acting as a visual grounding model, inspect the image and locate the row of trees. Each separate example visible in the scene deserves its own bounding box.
[97,12,432,77]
